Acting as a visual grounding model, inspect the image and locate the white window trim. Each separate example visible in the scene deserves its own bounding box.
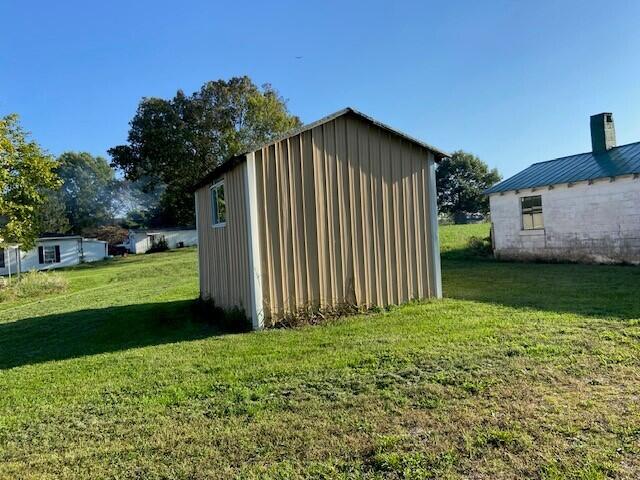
[43,245,58,264]
[210,179,227,228]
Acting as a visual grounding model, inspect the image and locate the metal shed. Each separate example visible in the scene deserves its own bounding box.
[194,108,447,328]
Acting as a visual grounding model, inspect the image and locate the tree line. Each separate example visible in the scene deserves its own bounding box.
[1,76,500,249]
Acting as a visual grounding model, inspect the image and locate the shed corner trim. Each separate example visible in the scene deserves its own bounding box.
[427,153,443,298]
[244,152,265,329]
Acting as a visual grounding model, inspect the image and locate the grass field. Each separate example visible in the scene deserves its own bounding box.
[0,224,639,479]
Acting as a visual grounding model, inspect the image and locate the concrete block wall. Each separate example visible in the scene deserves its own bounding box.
[489,174,640,264]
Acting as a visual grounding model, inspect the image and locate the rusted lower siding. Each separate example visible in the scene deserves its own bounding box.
[254,113,438,322]
[195,162,252,313]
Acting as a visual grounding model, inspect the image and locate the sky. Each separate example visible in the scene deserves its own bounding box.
[1,0,639,178]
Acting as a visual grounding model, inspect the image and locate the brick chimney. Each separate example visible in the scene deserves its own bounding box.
[590,113,616,153]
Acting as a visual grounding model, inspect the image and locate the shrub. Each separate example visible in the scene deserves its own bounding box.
[0,270,68,302]
[147,237,169,253]
[466,235,493,257]
[0,278,10,302]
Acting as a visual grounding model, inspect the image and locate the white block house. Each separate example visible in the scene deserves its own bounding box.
[123,228,198,254]
[485,113,640,264]
[0,235,108,276]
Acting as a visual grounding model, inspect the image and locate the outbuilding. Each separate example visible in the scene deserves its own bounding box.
[485,113,640,264]
[194,108,447,329]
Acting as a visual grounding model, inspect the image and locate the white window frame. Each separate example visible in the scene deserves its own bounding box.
[521,195,544,230]
[43,245,58,264]
[210,179,227,228]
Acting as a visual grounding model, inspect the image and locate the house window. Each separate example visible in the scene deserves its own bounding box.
[521,195,543,230]
[43,246,58,263]
[0,249,4,268]
[39,245,60,264]
[210,180,226,227]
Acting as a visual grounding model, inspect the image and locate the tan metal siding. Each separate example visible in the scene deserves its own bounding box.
[195,163,251,313]
[254,114,439,322]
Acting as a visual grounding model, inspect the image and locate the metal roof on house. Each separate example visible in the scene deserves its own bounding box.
[193,107,449,190]
[484,141,640,194]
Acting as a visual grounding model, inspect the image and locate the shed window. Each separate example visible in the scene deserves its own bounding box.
[521,195,543,230]
[210,180,226,227]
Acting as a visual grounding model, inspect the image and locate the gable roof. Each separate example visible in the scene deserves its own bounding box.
[484,141,640,195]
[193,107,449,190]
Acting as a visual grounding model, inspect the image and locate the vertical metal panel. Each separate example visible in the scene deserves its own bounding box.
[300,130,320,307]
[195,162,252,313]
[254,114,439,323]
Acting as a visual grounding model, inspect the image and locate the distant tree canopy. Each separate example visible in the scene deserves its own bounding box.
[35,154,156,236]
[109,76,301,225]
[114,178,162,229]
[0,114,61,249]
[53,152,118,232]
[83,224,128,246]
[436,150,501,220]
[36,189,71,235]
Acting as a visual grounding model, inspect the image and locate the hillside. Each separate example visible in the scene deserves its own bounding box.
[0,224,638,479]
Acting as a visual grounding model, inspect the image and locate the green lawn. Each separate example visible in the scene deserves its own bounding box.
[0,225,639,479]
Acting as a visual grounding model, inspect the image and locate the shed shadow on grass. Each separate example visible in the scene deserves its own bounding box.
[0,299,239,370]
[441,250,640,320]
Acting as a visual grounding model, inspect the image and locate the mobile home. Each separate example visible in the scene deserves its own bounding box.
[1,234,108,276]
[124,228,198,254]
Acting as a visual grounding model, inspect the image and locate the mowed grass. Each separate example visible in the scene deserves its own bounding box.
[0,227,639,479]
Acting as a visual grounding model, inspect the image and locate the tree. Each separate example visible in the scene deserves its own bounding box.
[36,189,71,234]
[120,209,153,230]
[113,178,162,228]
[109,76,301,225]
[0,114,61,249]
[436,150,501,221]
[55,152,118,232]
[82,225,128,246]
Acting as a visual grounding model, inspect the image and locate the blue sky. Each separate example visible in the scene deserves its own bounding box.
[1,0,639,178]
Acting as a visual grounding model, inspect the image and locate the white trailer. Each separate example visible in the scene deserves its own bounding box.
[0,235,108,276]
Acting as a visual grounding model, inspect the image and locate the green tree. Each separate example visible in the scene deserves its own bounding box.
[82,224,128,246]
[109,76,301,225]
[36,189,71,234]
[114,178,162,228]
[0,114,61,249]
[436,150,501,221]
[56,152,118,232]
